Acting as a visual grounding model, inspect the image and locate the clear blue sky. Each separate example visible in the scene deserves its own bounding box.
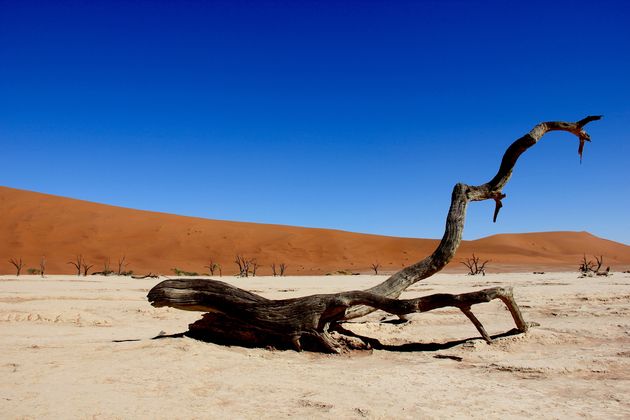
[1,0,629,244]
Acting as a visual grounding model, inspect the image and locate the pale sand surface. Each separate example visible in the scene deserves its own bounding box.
[1,273,629,419]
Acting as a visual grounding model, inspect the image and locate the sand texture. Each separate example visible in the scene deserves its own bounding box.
[1,273,629,419]
[2,186,630,275]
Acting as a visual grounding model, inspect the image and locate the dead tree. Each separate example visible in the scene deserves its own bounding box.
[251,260,259,277]
[68,255,83,276]
[9,257,24,276]
[148,116,601,353]
[370,262,381,275]
[234,255,251,277]
[81,260,94,276]
[217,263,222,277]
[272,263,288,276]
[592,255,611,277]
[204,259,218,276]
[117,255,128,275]
[461,253,489,276]
[39,256,46,278]
[578,254,596,276]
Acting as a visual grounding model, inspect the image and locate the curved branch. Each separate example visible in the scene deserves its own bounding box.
[344,115,602,319]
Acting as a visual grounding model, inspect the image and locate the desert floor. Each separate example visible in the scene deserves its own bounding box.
[1,273,629,419]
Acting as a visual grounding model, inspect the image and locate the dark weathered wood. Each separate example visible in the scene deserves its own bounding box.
[148,279,526,352]
[344,115,601,319]
[147,116,601,352]
[8,257,24,276]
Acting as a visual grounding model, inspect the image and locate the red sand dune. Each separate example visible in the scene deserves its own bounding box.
[1,186,629,275]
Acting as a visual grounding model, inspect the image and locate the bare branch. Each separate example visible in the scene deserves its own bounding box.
[204,259,218,276]
[39,256,46,278]
[67,255,83,276]
[8,257,24,276]
[117,255,128,275]
[345,115,602,319]
[370,262,381,275]
[81,260,94,276]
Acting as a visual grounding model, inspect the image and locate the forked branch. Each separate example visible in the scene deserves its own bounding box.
[344,115,602,319]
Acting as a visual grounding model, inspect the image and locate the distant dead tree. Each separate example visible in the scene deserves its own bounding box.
[580,254,611,277]
[271,263,287,277]
[461,253,489,276]
[117,255,128,276]
[81,260,94,276]
[39,256,46,278]
[9,257,24,276]
[68,255,84,276]
[251,260,259,277]
[217,263,222,277]
[370,262,381,275]
[272,262,287,276]
[234,255,251,277]
[204,259,219,276]
[578,254,596,275]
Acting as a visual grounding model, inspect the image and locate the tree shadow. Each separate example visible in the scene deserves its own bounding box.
[115,327,524,353]
[336,324,523,352]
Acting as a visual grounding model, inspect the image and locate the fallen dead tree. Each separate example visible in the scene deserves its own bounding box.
[148,116,601,353]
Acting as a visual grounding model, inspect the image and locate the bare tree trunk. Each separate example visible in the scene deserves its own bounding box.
[251,260,259,277]
[204,259,217,276]
[148,116,601,352]
[117,255,128,275]
[9,257,24,276]
[68,255,83,276]
[81,262,94,276]
[234,255,251,277]
[370,262,381,275]
[39,256,46,278]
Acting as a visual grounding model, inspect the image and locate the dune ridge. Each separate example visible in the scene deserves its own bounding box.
[1,186,629,275]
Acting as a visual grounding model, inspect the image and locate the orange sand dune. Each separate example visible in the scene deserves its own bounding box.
[1,186,629,275]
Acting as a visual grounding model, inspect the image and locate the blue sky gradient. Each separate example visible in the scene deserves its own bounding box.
[1,0,629,243]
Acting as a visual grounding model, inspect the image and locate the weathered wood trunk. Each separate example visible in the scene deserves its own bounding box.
[148,279,527,352]
[148,116,601,353]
